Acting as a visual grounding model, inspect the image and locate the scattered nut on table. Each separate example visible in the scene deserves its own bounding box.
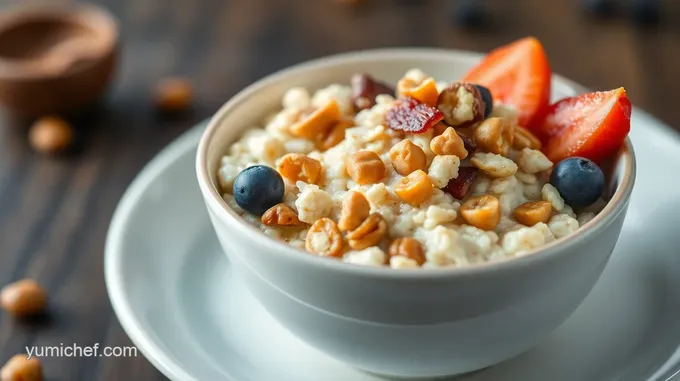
[28,117,73,155]
[0,354,42,381]
[0,279,47,318]
[155,77,193,112]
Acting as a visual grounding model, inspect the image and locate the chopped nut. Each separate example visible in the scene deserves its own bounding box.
[347,213,388,250]
[277,153,324,185]
[470,152,518,178]
[345,151,385,185]
[513,201,552,226]
[388,237,425,265]
[0,279,47,318]
[305,218,344,257]
[474,117,514,155]
[29,117,73,155]
[436,82,485,127]
[513,126,542,150]
[430,127,468,158]
[397,77,439,107]
[290,100,341,140]
[394,170,433,205]
[155,77,193,112]
[319,119,352,151]
[389,139,427,176]
[1,354,42,381]
[261,203,304,226]
[338,191,370,232]
[460,195,501,231]
[351,73,395,111]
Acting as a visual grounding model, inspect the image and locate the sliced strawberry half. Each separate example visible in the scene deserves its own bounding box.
[542,88,631,164]
[462,37,552,129]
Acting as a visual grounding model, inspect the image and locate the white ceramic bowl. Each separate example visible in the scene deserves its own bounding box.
[196,49,636,378]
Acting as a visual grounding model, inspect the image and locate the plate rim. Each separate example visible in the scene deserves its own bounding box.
[104,48,680,381]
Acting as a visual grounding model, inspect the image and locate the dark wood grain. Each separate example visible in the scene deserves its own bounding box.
[0,0,679,379]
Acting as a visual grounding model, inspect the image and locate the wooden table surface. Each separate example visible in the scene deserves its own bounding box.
[0,0,678,379]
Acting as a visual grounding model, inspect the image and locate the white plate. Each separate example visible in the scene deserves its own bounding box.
[106,80,680,381]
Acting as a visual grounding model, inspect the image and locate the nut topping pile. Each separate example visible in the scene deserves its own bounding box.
[217,38,630,269]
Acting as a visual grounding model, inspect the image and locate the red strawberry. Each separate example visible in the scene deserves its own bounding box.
[463,37,551,129]
[542,88,631,164]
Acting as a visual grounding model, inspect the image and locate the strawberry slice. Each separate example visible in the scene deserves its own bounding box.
[542,88,631,164]
[462,37,551,129]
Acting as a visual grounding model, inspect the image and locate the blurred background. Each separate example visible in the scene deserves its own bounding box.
[0,0,678,380]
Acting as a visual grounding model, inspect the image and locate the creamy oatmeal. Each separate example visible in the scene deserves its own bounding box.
[217,69,606,269]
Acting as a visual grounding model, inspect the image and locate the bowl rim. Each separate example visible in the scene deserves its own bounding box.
[196,47,636,280]
[0,3,119,80]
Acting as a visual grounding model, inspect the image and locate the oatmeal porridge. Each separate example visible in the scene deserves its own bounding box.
[215,40,630,269]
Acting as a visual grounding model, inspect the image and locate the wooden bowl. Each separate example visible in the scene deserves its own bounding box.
[0,4,118,120]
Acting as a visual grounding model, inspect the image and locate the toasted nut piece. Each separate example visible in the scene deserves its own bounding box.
[513,201,552,226]
[513,126,542,150]
[394,170,433,205]
[1,354,43,381]
[474,117,515,155]
[397,77,439,107]
[319,119,352,151]
[261,203,304,226]
[155,77,193,112]
[347,213,388,250]
[389,139,427,176]
[0,279,47,318]
[277,153,324,185]
[306,218,344,257]
[460,195,501,231]
[430,127,468,158]
[345,151,385,185]
[29,117,73,155]
[290,100,341,140]
[338,191,371,232]
[388,237,425,265]
[437,82,485,127]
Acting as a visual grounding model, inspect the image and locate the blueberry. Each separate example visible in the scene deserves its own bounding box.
[550,157,605,208]
[233,165,285,215]
[475,85,493,118]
